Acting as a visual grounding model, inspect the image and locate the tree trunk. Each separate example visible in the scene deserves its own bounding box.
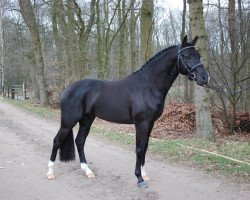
[0,3,4,89]
[25,50,39,99]
[140,0,154,64]
[52,2,63,64]
[180,0,188,101]
[129,0,137,73]
[228,0,238,133]
[236,0,245,111]
[188,0,214,139]
[245,11,250,114]
[66,0,79,81]
[19,0,49,106]
[74,0,96,77]
[51,0,65,91]
[118,0,127,78]
[96,0,105,79]
[188,12,194,103]
[169,11,177,44]
[218,0,225,56]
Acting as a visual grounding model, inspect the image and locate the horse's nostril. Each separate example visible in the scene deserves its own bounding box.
[202,75,207,82]
[200,74,208,85]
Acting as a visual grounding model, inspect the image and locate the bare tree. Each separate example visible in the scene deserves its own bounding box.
[96,0,104,78]
[129,0,138,73]
[51,0,65,92]
[188,0,214,139]
[180,0,189,101]
[207,0,249,133]
[19,0,49,106]
[118,0,127,78]
[245,11,250,114]
[140,0,154,63]
[0,0,4,90]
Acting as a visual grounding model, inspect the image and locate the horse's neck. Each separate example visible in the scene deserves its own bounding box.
[145,48,179,96]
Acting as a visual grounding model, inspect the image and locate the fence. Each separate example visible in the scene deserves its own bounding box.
[2,82,27,100]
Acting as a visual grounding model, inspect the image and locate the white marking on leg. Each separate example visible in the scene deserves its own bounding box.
[81,163,95,179]
[47,161,56,180]
[141,165,146,177]
[141,165,149,181]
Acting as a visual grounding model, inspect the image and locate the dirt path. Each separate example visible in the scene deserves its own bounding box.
[0,100,249,200]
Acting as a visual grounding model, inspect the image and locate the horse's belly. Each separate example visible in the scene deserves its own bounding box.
[95,107,133,124]
[98,115,133,124]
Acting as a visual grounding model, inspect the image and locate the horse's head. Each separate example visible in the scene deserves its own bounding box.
[177,35,209,86]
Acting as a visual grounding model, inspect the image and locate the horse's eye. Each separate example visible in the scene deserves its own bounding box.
[184,56,190,60]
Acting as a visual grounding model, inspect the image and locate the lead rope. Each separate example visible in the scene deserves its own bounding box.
[207,76,250,93]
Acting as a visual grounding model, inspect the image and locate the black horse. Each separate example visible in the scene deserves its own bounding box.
[47,36,209,188]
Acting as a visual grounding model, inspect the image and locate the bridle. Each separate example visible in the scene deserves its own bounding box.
[177,45,204,80]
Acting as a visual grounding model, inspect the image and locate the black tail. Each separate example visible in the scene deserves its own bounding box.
[59,129,75,162]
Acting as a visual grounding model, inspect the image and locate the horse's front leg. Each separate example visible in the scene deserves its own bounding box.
[134,121,154,188]
[141,165,149,181]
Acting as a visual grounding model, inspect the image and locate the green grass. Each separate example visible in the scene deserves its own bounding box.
[1,97,60,119]
[2,97,250,181]
[92,127,135,146]
[149,139,250,178]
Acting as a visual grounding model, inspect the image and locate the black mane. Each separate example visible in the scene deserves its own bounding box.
[133,45,177,74]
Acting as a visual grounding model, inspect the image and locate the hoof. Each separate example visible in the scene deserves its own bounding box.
[86,172,95,179]
[47,174,56,180]
[143,176,150,181]
[138,181,148,188]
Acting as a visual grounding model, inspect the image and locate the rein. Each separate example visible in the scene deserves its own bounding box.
[207,76,250,94]
[177,46,204,80]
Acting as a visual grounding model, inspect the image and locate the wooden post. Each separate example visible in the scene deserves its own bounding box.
[2,85,4,97]
[11,86,15,99]
[7,85,9,98]
[23,82,26,99]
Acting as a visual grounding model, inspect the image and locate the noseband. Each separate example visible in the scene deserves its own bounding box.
[177,46,204,80]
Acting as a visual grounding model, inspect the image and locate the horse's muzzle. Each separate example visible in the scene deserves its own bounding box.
[195,72,210,86]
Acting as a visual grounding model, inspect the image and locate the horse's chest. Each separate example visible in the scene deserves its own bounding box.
[136,96,164,121]
[149,101,164,119]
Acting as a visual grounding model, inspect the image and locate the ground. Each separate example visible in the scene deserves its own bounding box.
[0,101,250,200]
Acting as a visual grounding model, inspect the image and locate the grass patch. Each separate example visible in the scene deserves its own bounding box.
[92,126,135,146]
[1,97,60,119]
[2,97,249,181]
[149,139,250,179]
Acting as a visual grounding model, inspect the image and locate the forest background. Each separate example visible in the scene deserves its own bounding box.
[0,0,249,138]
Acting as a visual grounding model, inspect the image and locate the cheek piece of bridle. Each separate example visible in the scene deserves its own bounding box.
[177,46,204,80]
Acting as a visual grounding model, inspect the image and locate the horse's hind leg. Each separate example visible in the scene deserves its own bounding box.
[47,125,74,180]
[75,115,95,178]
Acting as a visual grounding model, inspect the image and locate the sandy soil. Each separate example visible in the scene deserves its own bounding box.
[0,100,249,200]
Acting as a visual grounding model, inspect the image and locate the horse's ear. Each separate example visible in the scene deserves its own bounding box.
[182,35,188,45]
[191,35,199,46]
